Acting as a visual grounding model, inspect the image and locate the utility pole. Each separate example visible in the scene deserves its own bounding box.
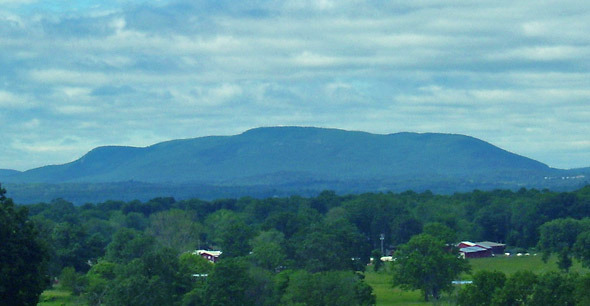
[380,233,385,255]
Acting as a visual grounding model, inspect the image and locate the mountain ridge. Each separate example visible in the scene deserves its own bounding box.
[1,127,588,204]
[6,126,550,183]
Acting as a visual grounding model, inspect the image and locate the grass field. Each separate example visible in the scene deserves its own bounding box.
[364,271,449,306]
[364,254,590,305]
[38,286,84,306]
[467,254,589,277]
[39,255,588,305]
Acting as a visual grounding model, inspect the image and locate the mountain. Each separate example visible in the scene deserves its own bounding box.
[1,127,588,204]
[0,169,21,179]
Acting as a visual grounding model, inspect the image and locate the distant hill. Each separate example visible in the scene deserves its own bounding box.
[1,127,588,204]
[0,169,20,179]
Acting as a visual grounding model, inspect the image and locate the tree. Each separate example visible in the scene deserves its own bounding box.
[538,218,587,271]
[104,228,156,264]
[371,249,383,272]
[84,261,117,306]
[474,202,511,243]
[392,234,470,301]
[0,184,50,305]
[423,222,456,245]
[457,270,506,306]
[205,258,255,306]
[390,216,423,246]
[250,230,287,271]
[51,222,105,273]
[280,270,375,306]
[178,252,214,276]
[530,272,576,306]
[218,219,254,258]
[294,218,368,272]
[491,270,537,306]
[104,248,191,306]
[147,209,202,254]
[574,273,590,305]
[573,230,590,267]
[59,266,86,296]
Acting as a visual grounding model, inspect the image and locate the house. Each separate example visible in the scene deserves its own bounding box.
[193,250,222,263]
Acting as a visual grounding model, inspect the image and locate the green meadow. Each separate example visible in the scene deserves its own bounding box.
[38,286,84,306]
[364,254,590,305]
[467,254,589,277]
[38,255,589,305]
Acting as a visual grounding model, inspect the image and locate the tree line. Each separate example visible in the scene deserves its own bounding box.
[2,184,590,304]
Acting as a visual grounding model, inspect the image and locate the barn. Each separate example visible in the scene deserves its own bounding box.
[457,241,497,258]
[459,246,493,258]
[476,241,506,255]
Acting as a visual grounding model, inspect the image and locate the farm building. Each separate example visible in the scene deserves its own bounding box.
[193,250,222,263]
[476,241,506,254]
[457,241,504,258]
[459,246,493,258]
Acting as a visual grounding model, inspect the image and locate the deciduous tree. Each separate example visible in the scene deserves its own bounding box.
[392,234,469,301]
[457,270,506,306]
[0,184,50,305]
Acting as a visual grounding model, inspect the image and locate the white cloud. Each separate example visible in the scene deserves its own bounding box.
[29,69,111,85]
[492,46,589,61]
[293,51,341,67]
[207,84,242,102]
[0,0,589,170]
[0,90,25,107]
[0,0,36,4]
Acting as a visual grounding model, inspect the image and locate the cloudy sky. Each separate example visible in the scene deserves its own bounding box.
[1,0,589,171]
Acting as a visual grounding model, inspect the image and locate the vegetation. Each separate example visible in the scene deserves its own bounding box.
[393,234,469,301]
[3,127,589,204]
[0,184,50,305]
[468,255,589,276]
[2,184,590,304]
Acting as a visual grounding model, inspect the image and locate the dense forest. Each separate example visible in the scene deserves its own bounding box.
[2,184,590,305]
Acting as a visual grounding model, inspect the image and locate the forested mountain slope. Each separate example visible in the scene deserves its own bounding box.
[1,127,588,203]
[4,127,552,183]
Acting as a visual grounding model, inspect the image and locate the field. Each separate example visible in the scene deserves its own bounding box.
[364,254,589,305]
[38,286,84,306]
[38,255,588,305]
[467,254,588,276]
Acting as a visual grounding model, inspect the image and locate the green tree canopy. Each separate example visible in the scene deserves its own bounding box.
[538,218,590,271]
[491,270,537,306]
[147,209,203,254]
[104,248,191,306]
[392,233,470,301]
[205,257,255,306]
[104,228,156,264]
[423,222,456,245]
[457,270,506,306]
[530,272,577,306]
[573,230,590,268]
[249,229,288,271]
[0,184,50,305]
[280,270,375,306]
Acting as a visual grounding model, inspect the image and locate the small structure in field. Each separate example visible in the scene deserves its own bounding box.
[193,250,222,263]
[457,241,504,258]
[475,241,506,255]
[459,246,493,258]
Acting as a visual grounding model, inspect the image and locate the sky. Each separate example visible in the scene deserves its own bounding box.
[1,0,589,171]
